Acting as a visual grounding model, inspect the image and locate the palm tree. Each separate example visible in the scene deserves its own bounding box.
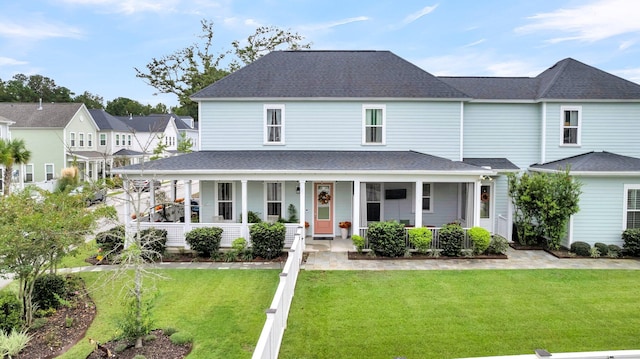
[0,138,32,196]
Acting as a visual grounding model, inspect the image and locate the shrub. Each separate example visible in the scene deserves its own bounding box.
[231,237,247,251]
[0,329,32,357]
[248,211,262,223]
[250,222,286,259]
[170,331,193,345]
[570,241,591,256]
[95,225,125,257]
[351,235,365,254]
[0,293,23,333]
[608,244,622,258]
[163,327,177,336]
[439,223,465,256]
[367,221,406,257]
[468,227,491,254]
[407,227,433,254]
[185,227,223,257]
[33,274,67,310]
[138,228,168,261]
[487,235,509,255]
[594,242,609,257]
[622,228,640,256]
[590,247,601,258]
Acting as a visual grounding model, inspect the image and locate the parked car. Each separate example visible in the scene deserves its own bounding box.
[70,186,107,206]
[131,179,161,192]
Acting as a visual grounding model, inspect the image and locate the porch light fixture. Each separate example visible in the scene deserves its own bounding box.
[296,186,300,194]
[480,175,493,181]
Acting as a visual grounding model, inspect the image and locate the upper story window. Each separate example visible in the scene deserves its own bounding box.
[561,106,581,146]
[115,134,120,146]
[264,104,285,145]
[127,134,132,146]
[363,105,386,145]
[99,134,106,146]
[70,132,76,147]
[79,133,85,147]
[87,133,93,147]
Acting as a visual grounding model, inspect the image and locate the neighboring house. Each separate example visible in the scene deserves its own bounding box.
[113,50,640,249]
[89,109,145,169]
[0,115,15,193]
[175,115,199,151]
[0,102,105,190]
[114,114,180,159]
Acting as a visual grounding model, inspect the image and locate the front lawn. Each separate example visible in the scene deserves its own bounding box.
[60,269,279,359]
[280,270,640,359]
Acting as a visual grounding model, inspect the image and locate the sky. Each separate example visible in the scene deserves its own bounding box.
[1,0,640,108]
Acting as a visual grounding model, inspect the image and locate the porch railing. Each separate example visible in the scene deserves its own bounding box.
[358,226,472,251]
[497,214,509,240]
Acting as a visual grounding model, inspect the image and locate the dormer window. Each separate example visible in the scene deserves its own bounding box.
[561,106,581,146]
[264,104,285,145]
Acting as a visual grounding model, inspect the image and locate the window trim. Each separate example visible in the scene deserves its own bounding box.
[70,132,76,147]
[45,163,54,181]
[264,182,285,222]
[560,106,582,146]
[263,104,285,145]
[79,132,85,147]
[87,133,93,147]
[99,133,106,146]
[115,134,120,146]
[623,184,640,230]
[216,182,235,221]
[25,163,34,183]
[422,182,434,213]
[362,104,386,145]
[127,134,132,146]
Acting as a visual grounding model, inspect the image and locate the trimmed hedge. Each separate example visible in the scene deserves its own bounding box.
[439,223,465,257]
[33,274,67,310]
[487,235,509,255]
[622,228,640,256]
[408,227,433,254]
[185,227,223,257]
[570,241,591,256]
[468,226,491,254]
[250,222,286,259]
[594,242,609,257]
[368,221,406,257]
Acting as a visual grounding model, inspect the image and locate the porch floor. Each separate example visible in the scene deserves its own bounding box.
[305,236,353,252]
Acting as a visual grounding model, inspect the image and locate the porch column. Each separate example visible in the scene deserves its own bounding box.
[353,180,360,235]
[171,180,177,202]
[241,180,248,239]
[184,180,192,227]
[414,180,423,228]
[85,160,89,181]
[298,180,306,235]
[474,180,481,227]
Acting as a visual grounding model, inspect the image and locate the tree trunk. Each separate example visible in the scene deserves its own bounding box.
[3,164,11,196]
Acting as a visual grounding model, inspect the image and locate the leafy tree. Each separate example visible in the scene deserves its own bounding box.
[106,97,149,116]
[176,132,193,153]
[150,134,168,160]
[0,138,31,196]
[0,189,115,325]
[508,169,582,249]
[135,19,310,119]
[74,91,104,109]
[1,74,74,102]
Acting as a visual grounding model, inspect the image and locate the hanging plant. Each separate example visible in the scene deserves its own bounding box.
[318,191,331,204]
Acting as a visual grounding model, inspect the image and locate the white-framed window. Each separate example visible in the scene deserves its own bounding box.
[264,104,285,144]
[265,182,284,221]
[45,163,54,181]
[561,106,581,146]
[70,132,76,147]
[115,134,120,146]
[624,185,640,229]
[99,133,106,146]
[127,134,132,146]
[366,183,382,223]
[87,133,93,147]
[216,182,234,221]
[362,104,386,145]
[422,183,433,212]
[25,164,34,182]
[79,133,84,147]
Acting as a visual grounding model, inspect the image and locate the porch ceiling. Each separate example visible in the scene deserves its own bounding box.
[112,150,492,176]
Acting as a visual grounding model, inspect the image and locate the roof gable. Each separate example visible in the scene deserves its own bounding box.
[115,114,171,133]
[191,50,470,99]
[0,102,84,128]
[531,151,640,172]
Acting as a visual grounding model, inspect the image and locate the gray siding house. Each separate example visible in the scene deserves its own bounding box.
[114,51,640,249]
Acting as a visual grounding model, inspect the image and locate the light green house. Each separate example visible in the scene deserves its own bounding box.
[0,102,105,191]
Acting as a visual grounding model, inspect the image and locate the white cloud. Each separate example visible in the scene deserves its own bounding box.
[613,67,640,84]
[516,0,640,43]
[0,57,28,66]
[413,53,542,77]
[619,40,635,50]
[298,16,369,32]
[402,4,438,26]
[61,0,180,15]
[0,19,83,40]
[461,39,486,48]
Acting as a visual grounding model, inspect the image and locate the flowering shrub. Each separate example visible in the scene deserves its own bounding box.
[339,221,351,229]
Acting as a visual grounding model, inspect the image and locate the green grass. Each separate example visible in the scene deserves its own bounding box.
[58,240,98,268]
[280,270,640,359]
[60,269,279,359]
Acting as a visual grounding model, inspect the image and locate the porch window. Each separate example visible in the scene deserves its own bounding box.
[45,163,54,181]
[264,105,284,144]
[25,164,34,183]
[99,133,106,146]
[87,133,93,147]
[561,106,581,145]
[217,182,233,220]
[79,133,85,147]
[624,185,640,229]
[70,132,76,147]
[363,105,385,145]
[422,183,433,212]
[266,182,283,221]
[366,183,381,222]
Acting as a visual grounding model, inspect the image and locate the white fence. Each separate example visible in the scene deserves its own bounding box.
[252,228,305,359]
[496,214,509,239]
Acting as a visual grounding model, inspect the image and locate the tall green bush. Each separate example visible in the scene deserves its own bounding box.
[138,228,167,261]
[250,222,286,259]
[33,274,67,310]
[622,228,640,256]
[468,226,491,254]
[351,235,365,254]
[407,227,433,254]
[0,293,23,332]
[185,227,223,257]
[487,235,509,255]
[96,225,125,257]
[439,223,464,257]
[367,221,406,257]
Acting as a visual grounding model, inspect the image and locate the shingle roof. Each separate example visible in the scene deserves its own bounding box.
[114,114,170,133]
[70,150,105,160]
[113,148,145,156]
[191,51,470,99]
[113,150,487,173]
[439,77,539,100]
[530,151,640,172]
[463,158,520,171]
[0,102,83,128]
[89,109,131,131]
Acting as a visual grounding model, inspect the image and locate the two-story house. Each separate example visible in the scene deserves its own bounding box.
[0,102,105,191]
[113,50,640,249]
[0,115,15,193]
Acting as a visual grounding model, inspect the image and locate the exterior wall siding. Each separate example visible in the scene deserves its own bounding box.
[199,101,462,160]
[423,182,458,227]
[66,109,98,152]
[463,103,540,168]
[544,102,640,163]
[12,128,64,182]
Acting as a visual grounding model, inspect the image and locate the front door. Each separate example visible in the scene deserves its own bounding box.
[479,183,493,233]
[314,183,333,235]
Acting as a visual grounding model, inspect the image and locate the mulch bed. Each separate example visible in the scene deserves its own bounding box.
[510,241,638,259]
[347,252,508,260]
[85,329,191,359]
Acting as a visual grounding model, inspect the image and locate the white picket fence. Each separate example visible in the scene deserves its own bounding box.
[252,228,305,359]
